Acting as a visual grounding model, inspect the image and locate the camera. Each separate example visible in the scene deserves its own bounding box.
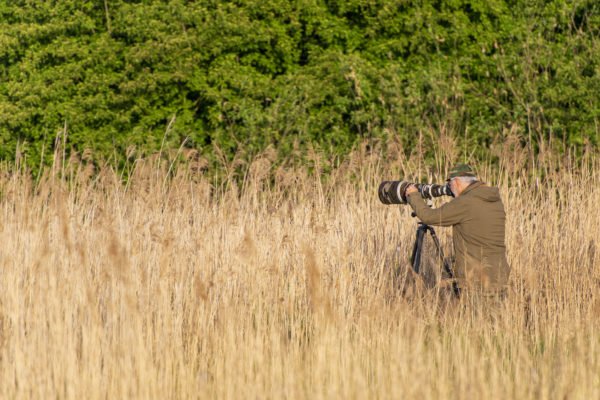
[378,180,453,205]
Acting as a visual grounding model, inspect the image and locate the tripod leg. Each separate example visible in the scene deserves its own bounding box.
[427,226,459,296]
[427,228,451,277]
[410,226,425,274]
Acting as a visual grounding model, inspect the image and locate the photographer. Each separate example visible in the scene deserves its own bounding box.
[405,164,510,295]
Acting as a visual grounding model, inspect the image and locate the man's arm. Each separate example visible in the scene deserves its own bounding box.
[406,192,468,226]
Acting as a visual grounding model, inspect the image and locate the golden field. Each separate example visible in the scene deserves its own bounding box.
[0,138,598,399]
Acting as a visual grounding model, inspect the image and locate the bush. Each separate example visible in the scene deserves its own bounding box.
[0,0,598,173]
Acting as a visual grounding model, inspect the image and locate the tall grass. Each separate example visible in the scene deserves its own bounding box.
[0,134,598,399]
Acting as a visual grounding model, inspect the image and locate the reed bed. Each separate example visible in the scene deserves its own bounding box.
[0,138,598,399]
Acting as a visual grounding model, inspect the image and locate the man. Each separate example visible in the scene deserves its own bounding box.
[405,164,510,293]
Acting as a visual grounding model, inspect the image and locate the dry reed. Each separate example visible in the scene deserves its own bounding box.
[0,136,598,399]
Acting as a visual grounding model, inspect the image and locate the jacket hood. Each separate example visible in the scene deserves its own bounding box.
[463,182,501,202]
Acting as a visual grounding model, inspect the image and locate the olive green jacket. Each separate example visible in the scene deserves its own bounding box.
[407,181,510,290]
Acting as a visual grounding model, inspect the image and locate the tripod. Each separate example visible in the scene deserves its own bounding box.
[409,212,458,295]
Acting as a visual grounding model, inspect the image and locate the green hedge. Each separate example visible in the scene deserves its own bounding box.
[1,0,599,171]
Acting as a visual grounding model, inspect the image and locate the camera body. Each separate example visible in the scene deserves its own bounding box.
[378,180,453,205]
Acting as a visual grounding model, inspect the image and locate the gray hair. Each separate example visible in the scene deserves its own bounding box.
[454,176,477,184]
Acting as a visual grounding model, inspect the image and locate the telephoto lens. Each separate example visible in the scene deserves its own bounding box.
[378,181,411,204]
[415,183,454,200]
[378,181,454,205]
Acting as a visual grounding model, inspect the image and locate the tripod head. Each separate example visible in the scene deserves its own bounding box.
[411,212,429,228]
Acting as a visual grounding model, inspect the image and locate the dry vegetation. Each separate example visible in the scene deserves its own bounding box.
[0,136,599,399]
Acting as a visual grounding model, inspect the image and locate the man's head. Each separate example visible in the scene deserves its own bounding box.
[447,163,477,197]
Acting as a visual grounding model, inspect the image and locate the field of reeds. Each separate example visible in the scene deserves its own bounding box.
[0,135,598,399]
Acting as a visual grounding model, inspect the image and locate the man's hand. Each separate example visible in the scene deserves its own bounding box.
[405,184,418,196]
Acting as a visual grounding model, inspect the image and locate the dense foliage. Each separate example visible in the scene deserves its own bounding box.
[1,0,599,170]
